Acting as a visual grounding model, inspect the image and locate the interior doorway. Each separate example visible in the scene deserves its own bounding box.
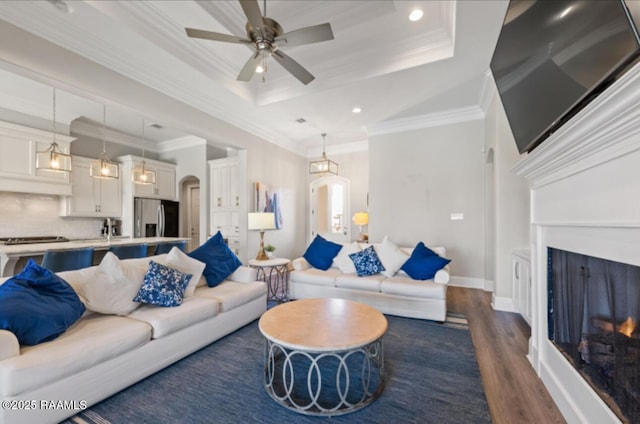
[181,176,200,252]
[309,176,351,244]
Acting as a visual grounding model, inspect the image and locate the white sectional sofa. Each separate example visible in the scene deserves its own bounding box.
[0,253,267,424]
[289,245,450,322]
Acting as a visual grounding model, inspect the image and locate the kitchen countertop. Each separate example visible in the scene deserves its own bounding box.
[0,236,190,256]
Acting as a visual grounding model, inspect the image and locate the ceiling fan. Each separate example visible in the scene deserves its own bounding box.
[185,0,334,85]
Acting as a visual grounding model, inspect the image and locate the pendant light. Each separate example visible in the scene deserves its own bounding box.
[132,118,156,185]
[36,87,72,173]
[89,105,119,179]
[309,133,338,175]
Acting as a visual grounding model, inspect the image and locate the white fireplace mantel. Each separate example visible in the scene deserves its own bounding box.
[513,62,640,424]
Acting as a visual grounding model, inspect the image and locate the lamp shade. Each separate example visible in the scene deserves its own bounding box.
[248,212,276,231]
[353,212,369,226]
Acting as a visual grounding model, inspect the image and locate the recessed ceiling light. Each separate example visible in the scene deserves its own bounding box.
[48,0,73,14]
[352,107,362,114]
[409,9,423,22]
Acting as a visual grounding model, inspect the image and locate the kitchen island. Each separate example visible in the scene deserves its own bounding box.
[0,236,190,277]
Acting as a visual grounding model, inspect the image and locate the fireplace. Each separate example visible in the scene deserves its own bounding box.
[548,248,640,423]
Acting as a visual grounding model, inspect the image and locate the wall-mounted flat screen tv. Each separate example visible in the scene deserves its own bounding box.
[490,0,640,154]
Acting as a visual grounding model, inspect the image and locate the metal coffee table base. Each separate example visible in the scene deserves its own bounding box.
[263,338,385,416]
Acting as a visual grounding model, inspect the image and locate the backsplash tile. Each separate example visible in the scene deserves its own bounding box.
[0,192,103,238]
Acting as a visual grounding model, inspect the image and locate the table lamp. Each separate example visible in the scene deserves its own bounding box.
[353,212,369,242]
[248,212,276,260]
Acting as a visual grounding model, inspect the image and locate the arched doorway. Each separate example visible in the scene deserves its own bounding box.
[309,176,351,244]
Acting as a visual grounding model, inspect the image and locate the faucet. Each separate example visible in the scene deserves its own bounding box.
[105,217,112,243]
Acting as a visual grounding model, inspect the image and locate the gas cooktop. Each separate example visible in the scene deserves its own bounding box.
[0,236,70,245]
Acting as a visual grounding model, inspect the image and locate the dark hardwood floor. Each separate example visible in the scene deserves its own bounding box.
[447,286,566,424]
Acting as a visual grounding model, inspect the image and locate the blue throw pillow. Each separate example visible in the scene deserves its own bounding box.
[133,261,192,307]
[188,231,242,287]
[303,235,343,271]
[401,242,451,280]
[0,259,85,345]
[349,245,386,277]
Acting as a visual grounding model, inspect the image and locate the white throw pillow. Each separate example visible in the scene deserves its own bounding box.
[84,252,147,316]
[375,236,409,278]
[332,242,361,274]
[163,247,205,297]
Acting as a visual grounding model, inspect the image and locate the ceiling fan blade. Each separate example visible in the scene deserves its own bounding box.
[240,0,264,31]
[272,50,315,85]
[237,52,262,82]
[185,28,251,44]
[275,23,334,47]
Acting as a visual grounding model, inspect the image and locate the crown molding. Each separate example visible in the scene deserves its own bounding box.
[478,70,496,113]
[367,106,485,136]
[156,135,207,153]
[513,63,640,188]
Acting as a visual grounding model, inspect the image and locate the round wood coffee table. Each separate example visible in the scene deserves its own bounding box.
[258,298,387,416]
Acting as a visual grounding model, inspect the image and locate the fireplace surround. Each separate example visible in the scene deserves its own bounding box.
[513,61,640,423]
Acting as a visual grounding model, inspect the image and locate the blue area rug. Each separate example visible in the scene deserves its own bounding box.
[64,314,490,424]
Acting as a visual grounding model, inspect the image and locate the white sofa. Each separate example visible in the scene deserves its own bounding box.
[289,245,450,322]
[0,253,267,424]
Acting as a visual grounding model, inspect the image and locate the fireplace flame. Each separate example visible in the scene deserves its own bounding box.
[617,316,636,338]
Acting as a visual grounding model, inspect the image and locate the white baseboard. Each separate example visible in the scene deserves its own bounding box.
[449,276,487,290]
[491,294,517,312]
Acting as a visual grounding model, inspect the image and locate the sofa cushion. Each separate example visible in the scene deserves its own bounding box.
[195,280,266,313]
[0,314,151,397]
[83,252,147,316]
[401,242,451,280]
[0,259,85,346]
[335,273,385,292]
[162,247,206,297]
[349,245,385,277]
[332,242,361,274]
[303,235,342,271]
[375,236,409,278]
[127,296,218,339]
[133,261,192,307]
[188,231,242,287]
[290,267,342,286]
[381,275,447,300]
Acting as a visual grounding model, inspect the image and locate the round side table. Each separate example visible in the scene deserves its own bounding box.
[248,258,291,302]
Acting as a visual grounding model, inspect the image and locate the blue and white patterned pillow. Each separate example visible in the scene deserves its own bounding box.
[349,245,385,277]
[133,261,192,307]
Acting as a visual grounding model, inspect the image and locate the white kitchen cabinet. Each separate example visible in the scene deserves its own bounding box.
[209,157,240,243]
[512,249,531,325]
[0,120,74,195]
[61,156,121,217]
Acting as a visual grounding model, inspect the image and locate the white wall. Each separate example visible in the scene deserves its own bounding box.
[246,142,307,262]
[368,119,486,280]
[487,94,530,310]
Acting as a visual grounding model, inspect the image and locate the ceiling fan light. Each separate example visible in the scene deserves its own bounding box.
[256,65,264,73]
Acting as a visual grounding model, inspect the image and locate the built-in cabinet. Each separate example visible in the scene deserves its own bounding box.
[0,120,75,196]
[60,156,121,217]
[512,249,531,325]
[118,155,178,238]
[209,157,240,254]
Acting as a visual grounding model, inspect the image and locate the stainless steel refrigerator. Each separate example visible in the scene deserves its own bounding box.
[134,197,179,238]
